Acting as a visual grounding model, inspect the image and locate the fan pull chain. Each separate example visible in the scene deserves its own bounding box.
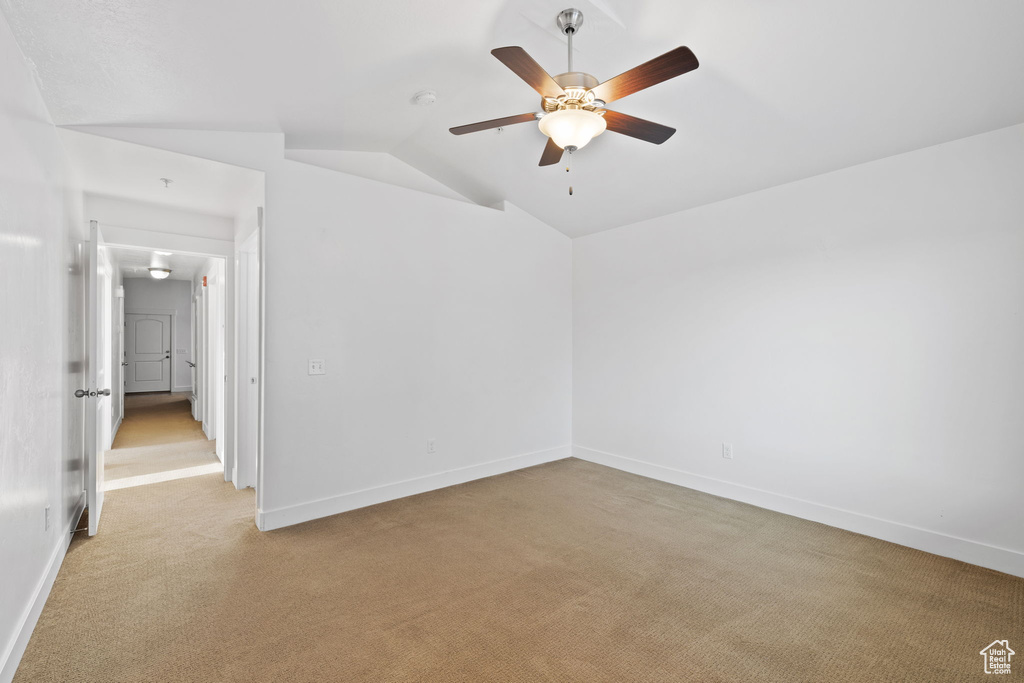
[567,149,573,196]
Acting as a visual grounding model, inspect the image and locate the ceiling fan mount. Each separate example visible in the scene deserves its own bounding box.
[556,8,584,36]
[450,8,699,167]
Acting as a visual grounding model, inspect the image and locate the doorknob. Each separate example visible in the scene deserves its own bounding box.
[121,361,128,367]
[74,389,108,397]
[164,355,170,359]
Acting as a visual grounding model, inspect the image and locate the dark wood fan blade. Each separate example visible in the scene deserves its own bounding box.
[590,46,699,104]
[449,113,538,135]
[491,46,565,99]
[539,138,564,166]
[603,110,676,144]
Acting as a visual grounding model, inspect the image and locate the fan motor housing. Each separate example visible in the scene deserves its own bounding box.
[543,72,603,113]
[553,71,599,90]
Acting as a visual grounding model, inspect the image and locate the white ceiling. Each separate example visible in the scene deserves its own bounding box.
[5,0,1024,237]
[58,129,264,218]
[106,246,212,282]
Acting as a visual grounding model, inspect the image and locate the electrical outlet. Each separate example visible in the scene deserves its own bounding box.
[722,442,734,459]
[308,359,326,376]
[427,438,436,454]
[44,505,51,531]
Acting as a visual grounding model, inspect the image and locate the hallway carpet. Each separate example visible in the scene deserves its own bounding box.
[105,392,220,483]
[16,459,1022,682]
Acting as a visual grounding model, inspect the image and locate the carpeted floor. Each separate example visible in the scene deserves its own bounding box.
[105,392,220,483]
[16,458,1022,682]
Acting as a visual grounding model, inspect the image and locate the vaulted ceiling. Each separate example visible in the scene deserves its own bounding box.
[4,0,1024,236]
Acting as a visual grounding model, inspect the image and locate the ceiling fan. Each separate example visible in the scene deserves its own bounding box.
[449,8,699,167]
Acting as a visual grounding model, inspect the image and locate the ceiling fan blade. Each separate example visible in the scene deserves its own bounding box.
[539,138,564,166]
[491,46,565,99]
[590,46,699,104]
[603,110,676,144]
[449,113,538,136]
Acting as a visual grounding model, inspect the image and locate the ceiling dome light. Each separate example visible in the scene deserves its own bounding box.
[538,108,606,151]
[148,268,172,280]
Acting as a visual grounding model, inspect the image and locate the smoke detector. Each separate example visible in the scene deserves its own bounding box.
[411,90,437,106]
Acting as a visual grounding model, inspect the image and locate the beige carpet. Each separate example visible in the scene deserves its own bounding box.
[105,392,220,483]
[17,459,1022,682]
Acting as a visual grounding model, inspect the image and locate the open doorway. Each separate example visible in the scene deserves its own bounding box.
[104,248,228,491]
[64,129,265,535]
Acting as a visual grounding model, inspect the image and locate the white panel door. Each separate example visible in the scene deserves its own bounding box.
[125,313,172,393]
[85,221,108,536]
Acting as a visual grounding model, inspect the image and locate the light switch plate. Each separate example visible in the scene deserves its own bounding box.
[308,359,326,375]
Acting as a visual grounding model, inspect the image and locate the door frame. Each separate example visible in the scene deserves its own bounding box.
[98,222,252,497]
[190,294,199,418]
[97,247,114,452]
[235,230,261,493]
[124,308,177,394]
[196,287,207,432]
[112,286,125,443]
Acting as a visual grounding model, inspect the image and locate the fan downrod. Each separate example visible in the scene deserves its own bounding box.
[558,8,583,72]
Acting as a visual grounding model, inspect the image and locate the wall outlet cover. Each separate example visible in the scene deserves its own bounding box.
[723,442,734,459]
[308,359,326,375]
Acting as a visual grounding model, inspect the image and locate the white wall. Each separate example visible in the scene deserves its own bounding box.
[573,124,1024,577]
[233,178,263,244]
[0,10,86,681]
[85,194,234,242]
[123,277,194,392]
[261,162,572,526]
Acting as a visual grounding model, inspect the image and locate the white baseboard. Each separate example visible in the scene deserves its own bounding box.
[0,492,86,683]
[172,385,191,393]
[257,445,571,531]
[574,445,1024,579]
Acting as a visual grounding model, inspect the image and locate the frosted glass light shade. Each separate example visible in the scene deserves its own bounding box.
[538,109,606,150]
[148,268,171,279]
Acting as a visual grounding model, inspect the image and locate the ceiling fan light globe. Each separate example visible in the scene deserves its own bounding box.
[538,108,606,151]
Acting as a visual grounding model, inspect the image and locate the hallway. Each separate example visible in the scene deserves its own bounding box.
[105,392,222,490]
